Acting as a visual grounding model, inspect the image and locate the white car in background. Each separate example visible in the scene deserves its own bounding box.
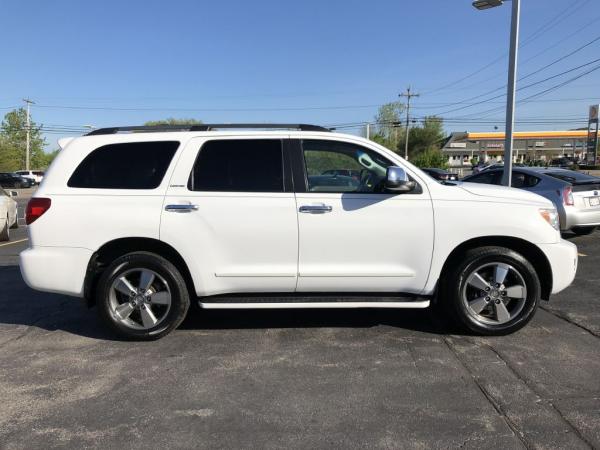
[15,170,45,185]
[1,188,19,241]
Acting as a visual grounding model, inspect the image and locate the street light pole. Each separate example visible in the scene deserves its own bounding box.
[473,0,520,187]
[502,0,520,187]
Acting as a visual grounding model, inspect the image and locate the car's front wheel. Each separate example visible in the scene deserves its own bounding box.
[96,252,190,340]
[442,246,541,335]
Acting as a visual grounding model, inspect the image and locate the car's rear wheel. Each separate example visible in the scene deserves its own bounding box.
[0,215,9,241]
[96,252,190,340]
[572,226,596,236]
[442,246,540,335]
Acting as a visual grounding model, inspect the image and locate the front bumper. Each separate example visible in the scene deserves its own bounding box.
[538,239,578,295]
[20,246,92,297]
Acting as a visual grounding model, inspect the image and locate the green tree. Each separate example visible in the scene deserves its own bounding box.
[144,118,203,126]
[370,102,405,150]
[0,108,47,171]
[407,116,446,158]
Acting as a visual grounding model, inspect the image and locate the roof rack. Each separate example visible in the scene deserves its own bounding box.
[86,123,331,136]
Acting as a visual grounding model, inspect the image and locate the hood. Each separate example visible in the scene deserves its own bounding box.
[458,182,554,207]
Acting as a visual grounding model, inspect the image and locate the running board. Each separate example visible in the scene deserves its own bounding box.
[197,296,430,310]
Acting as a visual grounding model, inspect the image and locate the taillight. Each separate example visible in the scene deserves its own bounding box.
[26,198,51,225]
[562,186,574,206]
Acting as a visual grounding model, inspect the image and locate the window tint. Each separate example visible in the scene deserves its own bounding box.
[546,171,597,184]
[302,140,393,193]
[511,172,540,188]
[68,141,179,189]
[189,139,284,192]
[466,171,502,185]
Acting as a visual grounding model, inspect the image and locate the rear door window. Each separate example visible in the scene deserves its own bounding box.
[188,139,284,192]
[68,141,179,189]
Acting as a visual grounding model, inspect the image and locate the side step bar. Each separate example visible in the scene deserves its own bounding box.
[198,296,430,310]
[199,301,429,309]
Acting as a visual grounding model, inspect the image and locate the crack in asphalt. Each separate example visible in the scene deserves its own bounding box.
[442,337,530,450]
[481,342,595,450]
[540,306,600,339]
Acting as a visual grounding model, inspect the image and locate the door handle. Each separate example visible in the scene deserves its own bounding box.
[165,204,199,212]
[299,204,333,214]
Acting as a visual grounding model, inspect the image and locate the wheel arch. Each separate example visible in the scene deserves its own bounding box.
[84,237,195,306]
[438,236,553,301]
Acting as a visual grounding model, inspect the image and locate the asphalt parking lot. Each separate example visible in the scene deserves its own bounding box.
[1,190,599,449]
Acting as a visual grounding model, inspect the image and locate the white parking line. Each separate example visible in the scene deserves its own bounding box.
[0,238,28,247]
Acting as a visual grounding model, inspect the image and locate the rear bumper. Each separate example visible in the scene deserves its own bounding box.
[564,207,600,230]
[20,246,92,297]
[538,240,578,295]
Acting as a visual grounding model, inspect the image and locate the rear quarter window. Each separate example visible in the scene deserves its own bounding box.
[546,171,598,184]
[68,141,179,189]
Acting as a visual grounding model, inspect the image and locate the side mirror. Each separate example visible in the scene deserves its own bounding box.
[10,191,18,198]
[385,166,416,193]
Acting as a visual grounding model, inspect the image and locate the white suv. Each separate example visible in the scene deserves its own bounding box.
[20,124,578,340]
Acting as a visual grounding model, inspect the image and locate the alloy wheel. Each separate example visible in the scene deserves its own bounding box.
[108,268,172,330]
[461,262,527,326]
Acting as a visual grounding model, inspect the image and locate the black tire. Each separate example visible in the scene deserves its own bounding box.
[572,226,596,236]
[96,252,190,340]
[10,216,19,229]
[441,246,541,336]
[0,216,9,241]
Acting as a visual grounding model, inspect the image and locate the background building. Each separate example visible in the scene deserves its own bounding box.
[442,130,589,168]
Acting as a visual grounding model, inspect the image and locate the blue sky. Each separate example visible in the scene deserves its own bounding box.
[1,0,599,149]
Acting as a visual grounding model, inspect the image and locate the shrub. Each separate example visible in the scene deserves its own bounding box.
[411,148,448,169]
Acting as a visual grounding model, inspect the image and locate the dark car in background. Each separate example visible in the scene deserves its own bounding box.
[549,157,577,168]
[0,172,34,188]
[421,167,458,182]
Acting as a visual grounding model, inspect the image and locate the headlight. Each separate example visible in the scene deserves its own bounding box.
[539,208,560,231]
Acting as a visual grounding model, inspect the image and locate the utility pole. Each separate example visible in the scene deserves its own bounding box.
[23,98,35,170]
[399,87,419,160]
[365,122,370,140]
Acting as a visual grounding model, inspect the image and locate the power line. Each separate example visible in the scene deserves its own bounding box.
[458,62,600,119]
[421,0,593,95]
[433,56,600,116]
[424,33,600,113]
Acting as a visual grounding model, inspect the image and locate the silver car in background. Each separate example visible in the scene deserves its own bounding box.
[463,167,600,235]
